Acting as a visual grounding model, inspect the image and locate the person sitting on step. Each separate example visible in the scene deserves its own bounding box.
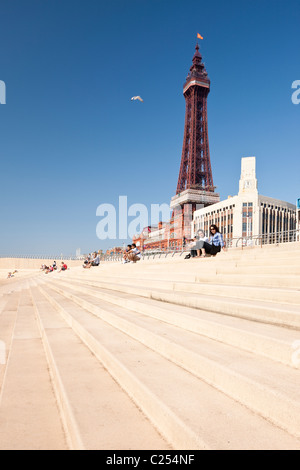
[122,245,132,264]
[83,252,100,268]
[196,224,226,258]
[185,237,198,259]
[126,243,141,263]
[195,229,209,257]
[59,262,68,272]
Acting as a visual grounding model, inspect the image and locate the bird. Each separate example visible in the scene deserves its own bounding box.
[131,96,144,102]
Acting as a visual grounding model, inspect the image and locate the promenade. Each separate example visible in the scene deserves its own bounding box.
[0,243,300,450]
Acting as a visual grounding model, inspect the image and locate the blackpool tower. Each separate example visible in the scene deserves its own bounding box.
[170,42,220,239]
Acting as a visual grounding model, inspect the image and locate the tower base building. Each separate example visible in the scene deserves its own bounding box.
[193,157,297,246]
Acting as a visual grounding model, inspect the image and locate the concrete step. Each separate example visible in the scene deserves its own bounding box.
[0,289,68,450]
[36,282,300,449]
[64,261,300,289]
[181,254,300,268]
[65,275,300,306]
[196,273,300,289]
[30,286,171,450]
[55,276,300,329]
[45,279,299,367]
[0,296,8,314]
[215,265,300,275]
[108,254,300,271]
[4,244,299,450]
[207,248,300,260]
[233,256,300,267]
[226,243,300,256]
[0,294,20,391]
[0,271,41,293]
[44,280,300,436]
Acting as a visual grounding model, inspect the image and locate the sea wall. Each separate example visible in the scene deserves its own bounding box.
[0,258,83,270]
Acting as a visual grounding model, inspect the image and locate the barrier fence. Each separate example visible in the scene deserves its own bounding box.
[0,255,79,260]
[101,228,300,262]
[0,229,299,263]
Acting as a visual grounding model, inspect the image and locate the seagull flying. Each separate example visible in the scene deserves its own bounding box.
[131,96,144,102]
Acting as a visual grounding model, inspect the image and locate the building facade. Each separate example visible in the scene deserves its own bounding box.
[297,198,300,240]
[193,157,297,246]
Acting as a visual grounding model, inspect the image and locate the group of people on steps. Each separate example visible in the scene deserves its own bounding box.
[186,224,226,259]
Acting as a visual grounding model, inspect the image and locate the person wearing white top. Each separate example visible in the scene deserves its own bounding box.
[83,252,100,268]
[195,230,209,257]
[127,243,141,263]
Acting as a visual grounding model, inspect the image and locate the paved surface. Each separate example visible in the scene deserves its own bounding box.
[0,244,300,450]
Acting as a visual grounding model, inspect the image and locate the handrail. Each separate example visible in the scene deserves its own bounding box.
[1,229,299,262]
[102,229,300,261]
[234,228,300,249]
[0,254,81,260]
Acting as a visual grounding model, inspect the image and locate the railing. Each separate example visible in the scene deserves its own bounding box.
[100,247,186,263]
[0,254,80,260]
[1,229,299,263]
[232,228,300,249]
[101,229,300,262]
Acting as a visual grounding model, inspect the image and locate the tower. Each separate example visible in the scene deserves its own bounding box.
[177,43,213,193]
[170,42,219,240]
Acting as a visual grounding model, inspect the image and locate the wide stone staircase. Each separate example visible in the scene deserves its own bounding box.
[0,243,300,450]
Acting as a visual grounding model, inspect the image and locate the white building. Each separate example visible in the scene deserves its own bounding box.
[193,157,297,245]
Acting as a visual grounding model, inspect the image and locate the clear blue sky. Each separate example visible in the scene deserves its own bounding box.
[0,0,299,256]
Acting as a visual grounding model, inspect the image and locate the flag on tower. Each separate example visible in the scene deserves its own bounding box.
[197,33,203,40]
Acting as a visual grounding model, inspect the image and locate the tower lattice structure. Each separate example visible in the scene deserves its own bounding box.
[169,43,219,240]
[177,43,214,194]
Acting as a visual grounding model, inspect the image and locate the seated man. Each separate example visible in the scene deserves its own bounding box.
[91,252,100,266]
[127,243,141,263]
[122,245,132,264]
[84,252,100,268]
[59,262,68,272]
[82,256,90,267]
[195,230,209,257]
[185,237,198,259]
